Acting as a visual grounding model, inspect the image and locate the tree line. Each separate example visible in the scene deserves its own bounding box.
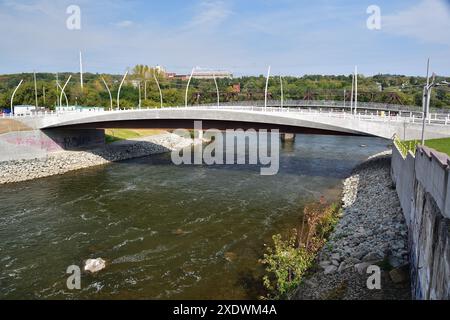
[0,68,449,111]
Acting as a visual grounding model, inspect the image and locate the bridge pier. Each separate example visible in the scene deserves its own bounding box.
[280,133,296,142]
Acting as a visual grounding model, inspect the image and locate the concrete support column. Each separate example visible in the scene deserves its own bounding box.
[280,133,295,142]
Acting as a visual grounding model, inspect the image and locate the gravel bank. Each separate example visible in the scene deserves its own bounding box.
[293,151,411,300]
[0,133,194,185]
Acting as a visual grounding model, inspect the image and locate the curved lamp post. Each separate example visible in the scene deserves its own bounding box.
[264,66,271,111]
[59,75,72,108]
[117,70,129,110]
[153,73,163,108]
[57,82,69,108]
[213,73,220,108]
[185,68,195,108]
[101,76,113,111]
[11,79,24,115]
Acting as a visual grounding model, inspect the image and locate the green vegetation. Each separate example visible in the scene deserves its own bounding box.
[422,138,450,156]
[0,70,449,112]
[395,136,450,157]
[260,199,342,299]
[105,129,166,143]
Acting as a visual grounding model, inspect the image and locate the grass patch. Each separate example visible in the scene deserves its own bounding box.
[396,137,450,157]
[105,129,167,144]
[260,199,342,299]
[422,138,450,156]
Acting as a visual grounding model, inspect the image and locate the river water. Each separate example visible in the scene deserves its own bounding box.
[0,134,389,299]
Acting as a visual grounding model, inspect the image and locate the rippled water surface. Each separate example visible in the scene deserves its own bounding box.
[0,134,389,299]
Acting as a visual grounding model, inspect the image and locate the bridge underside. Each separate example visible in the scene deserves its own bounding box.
[48,119,367,137]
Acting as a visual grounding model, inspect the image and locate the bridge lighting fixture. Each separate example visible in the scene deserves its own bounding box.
[117,70,129,110]
[264,66,271,111]
[60,75,72,108]
[11,79,24,115]
[101,76,113,111]
[153,73,163,108]
[185,68,195,108]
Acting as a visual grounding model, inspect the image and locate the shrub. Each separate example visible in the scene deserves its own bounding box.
[261,200,341,298]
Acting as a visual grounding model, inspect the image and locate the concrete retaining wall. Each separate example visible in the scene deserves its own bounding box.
[391,144,450,300]
[0,129,105,162]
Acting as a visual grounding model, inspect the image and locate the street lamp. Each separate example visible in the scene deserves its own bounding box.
[11,79,24,115]
[420,61,449,145]
[101,76,113,111]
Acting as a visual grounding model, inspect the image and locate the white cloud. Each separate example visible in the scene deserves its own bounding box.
[188,0,232,28]
[115,20,133,28]
[383,0,450,45]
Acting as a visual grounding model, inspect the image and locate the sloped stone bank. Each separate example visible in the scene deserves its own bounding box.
[0,134,193,185]
[294,151,411,300]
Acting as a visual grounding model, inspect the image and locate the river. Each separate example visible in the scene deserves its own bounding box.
[0,134,389,299]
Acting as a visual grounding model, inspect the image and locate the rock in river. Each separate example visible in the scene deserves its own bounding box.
[84,258,106,273]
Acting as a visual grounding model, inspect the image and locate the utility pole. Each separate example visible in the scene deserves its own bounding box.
[33,71,39,109]
[344,89,346,109]
[79,51,84,91]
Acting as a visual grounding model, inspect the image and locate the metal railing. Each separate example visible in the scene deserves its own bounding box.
[3,103,450,126]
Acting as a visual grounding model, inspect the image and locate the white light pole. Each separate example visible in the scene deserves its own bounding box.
[56,73,60,107]
[350,73,354,113]
[138,81,142,109]
[354,66,358,115]
[185,67,195,108]
[117,70,129,110]
[280,75,284,109]
[153,73,163,108]
[101,76,113,111]
[11,79,24,115]
[264,66,271,111]
[213,73,220,108]
[59,75,72,108]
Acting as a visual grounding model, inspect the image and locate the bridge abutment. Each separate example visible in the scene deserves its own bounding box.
[0,126,105,162]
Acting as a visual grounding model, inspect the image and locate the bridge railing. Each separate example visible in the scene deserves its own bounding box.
[3,103,450,126]
[199,100,450,114]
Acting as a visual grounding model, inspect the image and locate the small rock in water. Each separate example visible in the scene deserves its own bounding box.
[224,252,237,262]
[84,258,106,273]
[173,229,186,236]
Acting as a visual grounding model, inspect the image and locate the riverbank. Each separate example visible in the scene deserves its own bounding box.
[293,151,411,300]
[0,133,194,185]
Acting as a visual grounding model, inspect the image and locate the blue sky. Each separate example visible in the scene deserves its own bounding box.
[0,0,449,76]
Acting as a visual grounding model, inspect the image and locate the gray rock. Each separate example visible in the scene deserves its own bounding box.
[354,262,372,275]
[362,252,383,262]
[324,265,338,275]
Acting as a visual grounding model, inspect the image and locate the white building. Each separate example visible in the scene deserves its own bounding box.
[192,70,233,80]
[13,105,36,115]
